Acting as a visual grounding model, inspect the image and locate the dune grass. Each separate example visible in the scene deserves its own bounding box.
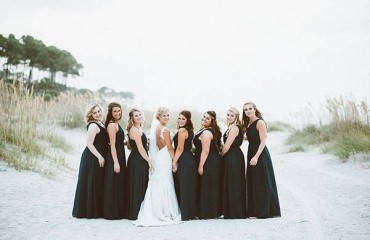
[267,121,293,132]
[0,79,94,175]
[286,96,370,159]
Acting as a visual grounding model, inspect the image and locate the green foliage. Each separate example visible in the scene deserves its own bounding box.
[287,144,305,153]
[0,79,80,174]
[0,33,82,83]
[267,121,293,132]
[287,96,370,159]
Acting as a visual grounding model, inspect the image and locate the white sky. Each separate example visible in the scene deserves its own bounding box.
[1,0,369,121]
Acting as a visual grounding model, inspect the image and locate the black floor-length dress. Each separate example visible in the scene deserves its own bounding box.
[72,122,109,218]
[246,119,281,218]
[222,125,246,219]
[126,132,149,220]
[193,128,222,219]
[173,129,198,220]
[103,124,127,219]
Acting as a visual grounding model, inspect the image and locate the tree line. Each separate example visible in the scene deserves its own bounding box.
[0,33,82,85]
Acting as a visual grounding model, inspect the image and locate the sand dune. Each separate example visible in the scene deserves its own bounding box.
[0,129,369,240]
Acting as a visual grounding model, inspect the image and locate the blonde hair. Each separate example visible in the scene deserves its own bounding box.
[227,107,241,126]
[84,103,102,123]
[126,108,143,132]
[155,107,169,120]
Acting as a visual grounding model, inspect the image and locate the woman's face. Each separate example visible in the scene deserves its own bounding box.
[201,113,212,128]
[177,114,187,128]
[133,111,143,125]
[226,110,236,125]
[243,104,255,118]
[112,107,122,121]
[92,106,103,121]
[159,111,170,125]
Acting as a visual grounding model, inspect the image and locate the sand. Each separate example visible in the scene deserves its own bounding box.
[0,129,369,240]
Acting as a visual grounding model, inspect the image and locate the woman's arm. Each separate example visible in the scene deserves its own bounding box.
[250,120,267,166]
[86,123,105,167]
[107,122,120,173]
[172,128,187,172]
[163,128,175,159]
[198,130,212,175]
[131,127,152,170]
[221,126,239,156]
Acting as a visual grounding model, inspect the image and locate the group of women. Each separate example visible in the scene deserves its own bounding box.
[72,101,281,225]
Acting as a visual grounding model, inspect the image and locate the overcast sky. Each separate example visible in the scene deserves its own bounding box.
[1,0,369,121]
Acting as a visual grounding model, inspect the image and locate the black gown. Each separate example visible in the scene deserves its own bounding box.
[246,119,281,218]
[126,132,149,220]
[193,128,222,219]
[72,122,108,218]
[173,129,198,220]
[222,125,246,219]
[103,124,127,219]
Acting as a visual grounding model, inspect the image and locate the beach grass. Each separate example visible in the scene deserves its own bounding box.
[0,79,93,175]
[267,121,293,132]
[286,96,370,159]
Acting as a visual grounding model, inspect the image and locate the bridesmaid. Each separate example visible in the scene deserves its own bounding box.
[126,108,152,220]
[72,103,108,218]
[193,110,222,219]
[103,102,127,219]
[172,110,198,220]
[242,102,281,218]
[221,107,246,219]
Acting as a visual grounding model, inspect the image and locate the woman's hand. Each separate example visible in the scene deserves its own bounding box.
[148,160,153,171]
[250,156,258,166]
[114,162,120,173]
[172,163,178,173]
[198,165,204,175]
[98,156,105,168]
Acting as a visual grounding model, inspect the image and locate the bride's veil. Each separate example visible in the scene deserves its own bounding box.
[149,114,159,168]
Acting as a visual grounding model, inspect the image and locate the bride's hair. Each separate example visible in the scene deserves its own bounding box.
[178,110,194,133]
[155,107,169,120]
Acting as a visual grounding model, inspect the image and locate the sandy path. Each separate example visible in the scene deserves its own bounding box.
[0,129,369,240]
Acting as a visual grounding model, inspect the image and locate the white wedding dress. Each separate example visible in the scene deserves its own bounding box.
[133,126,181,226]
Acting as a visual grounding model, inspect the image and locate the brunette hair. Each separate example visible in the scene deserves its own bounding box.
[105,102,122,128]
[241,102,265,133]
[178,110,194,134]
[205,110,222,151]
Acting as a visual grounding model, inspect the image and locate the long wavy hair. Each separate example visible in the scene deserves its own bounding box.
[126,108,143,133]
[84,103,103,123]
[227,107,241,127]
[126,108,144,150]
[241,102,265,133]
[105,102,122,128]
[205,110,222,151]
[178,110,194,134]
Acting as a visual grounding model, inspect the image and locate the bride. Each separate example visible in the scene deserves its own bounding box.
[133,107,181,226]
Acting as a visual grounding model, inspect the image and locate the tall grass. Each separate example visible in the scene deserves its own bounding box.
[0,79,94,175]
[286,96,370,159]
